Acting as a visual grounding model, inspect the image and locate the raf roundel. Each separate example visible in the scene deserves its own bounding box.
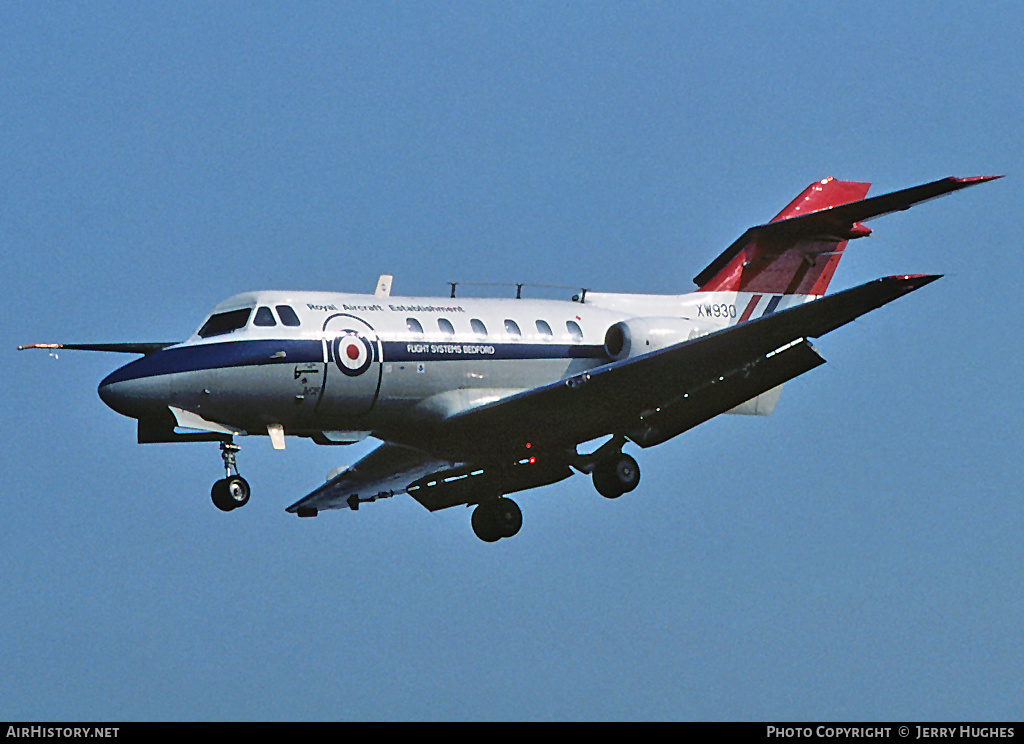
[333,331,374,376]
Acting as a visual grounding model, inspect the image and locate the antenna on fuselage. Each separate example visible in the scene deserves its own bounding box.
[375,274,393,298]
[446,281,590,302]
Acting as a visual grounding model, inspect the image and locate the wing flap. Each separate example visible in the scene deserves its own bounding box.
[626,337,825,447]
[406,459,573,511]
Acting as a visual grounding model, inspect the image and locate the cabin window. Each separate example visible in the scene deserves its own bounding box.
[438,318,455,336]
[536,320,553,337]
[471,318,487,336]
[504,319,521,337]
[198,308,253,338]
[407,318,424,335]
[276,305,301,326]
[253,307,277,327]
[566,320,583,341]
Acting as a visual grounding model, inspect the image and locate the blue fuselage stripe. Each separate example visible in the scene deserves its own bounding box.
[100,340,324,386]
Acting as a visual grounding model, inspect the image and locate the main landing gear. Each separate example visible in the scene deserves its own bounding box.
[467,444,642,543]
[211,440,251,512]
[471,497,523,543]
[592,452,641,499]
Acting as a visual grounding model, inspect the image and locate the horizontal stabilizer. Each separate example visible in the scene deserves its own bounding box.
[694,175,1001,295]
[782,175,1002,228]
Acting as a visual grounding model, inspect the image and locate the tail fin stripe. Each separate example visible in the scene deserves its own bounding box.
[762,296,783,317]
[738,294,763,323]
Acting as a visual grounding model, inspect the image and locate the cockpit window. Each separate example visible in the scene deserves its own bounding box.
[253,307,277,326]
[198,308,253,338]
[276,305,301,327]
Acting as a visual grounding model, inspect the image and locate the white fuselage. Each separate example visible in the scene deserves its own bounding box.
[98,287,810,445]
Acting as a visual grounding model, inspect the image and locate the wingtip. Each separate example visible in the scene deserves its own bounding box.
[953,174,1004,184]
[885,273,942,290]
[18,343,62,351]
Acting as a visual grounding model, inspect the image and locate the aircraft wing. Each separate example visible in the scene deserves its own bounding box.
[420,274,941,462]
[18,342,176,354]
[286,443,455,514]
[289,274,938,515]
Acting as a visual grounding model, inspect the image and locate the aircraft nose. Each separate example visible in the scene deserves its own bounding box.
[98,375,140,418]
[98,356,162,418]
[98,352,173,419]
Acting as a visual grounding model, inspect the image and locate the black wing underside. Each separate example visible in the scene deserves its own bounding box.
[286,444,452,514]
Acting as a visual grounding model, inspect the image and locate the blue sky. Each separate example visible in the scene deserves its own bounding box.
[3,1,1022,721]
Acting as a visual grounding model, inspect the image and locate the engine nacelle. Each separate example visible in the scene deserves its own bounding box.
[604,317,719,361]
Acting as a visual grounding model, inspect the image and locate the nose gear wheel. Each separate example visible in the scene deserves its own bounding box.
[211,440,251,512]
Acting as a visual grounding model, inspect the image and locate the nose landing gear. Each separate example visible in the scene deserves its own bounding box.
[211,440,251,512]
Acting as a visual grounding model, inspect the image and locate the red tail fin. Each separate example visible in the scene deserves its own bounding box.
[695,177,871,296]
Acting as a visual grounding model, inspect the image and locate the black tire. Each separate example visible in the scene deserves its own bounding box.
[211,479,234,511]
[212,476,250,511]
[471,503,501,542]
[593,453,640,499]
[593,467,623,499]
